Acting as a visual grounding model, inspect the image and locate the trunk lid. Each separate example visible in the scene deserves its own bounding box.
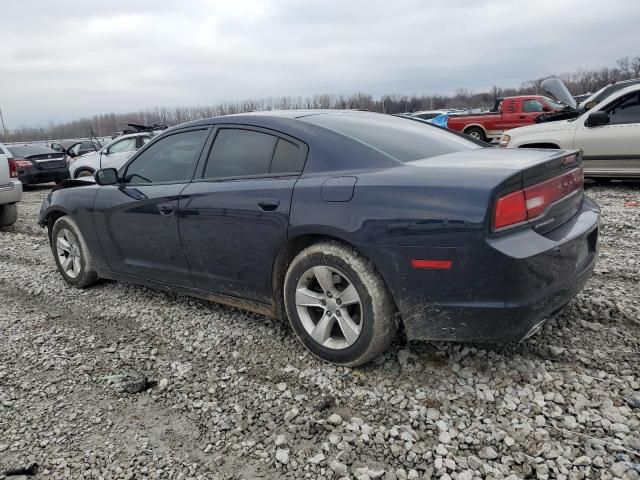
[408,147,584,234]
[27,152,67,170]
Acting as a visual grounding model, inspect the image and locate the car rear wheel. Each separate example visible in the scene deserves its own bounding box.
[284,242,396,366]
[0,204,18,227]
[51,216,98,288]
[465,127,486,142]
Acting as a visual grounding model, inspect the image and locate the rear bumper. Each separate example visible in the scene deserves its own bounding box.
[0,179,23,204]
[18,166,70,185]
[371,196,600,343]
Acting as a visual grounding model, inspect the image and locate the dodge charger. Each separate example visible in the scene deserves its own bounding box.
[38,111,600,365]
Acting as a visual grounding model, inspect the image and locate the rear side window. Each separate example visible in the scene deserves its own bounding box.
[302,112,481,163]
[124,129,208,184]
[271,138,303,173]
[203,129,305,179]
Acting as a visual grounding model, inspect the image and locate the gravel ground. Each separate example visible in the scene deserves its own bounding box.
[0,183,638,480]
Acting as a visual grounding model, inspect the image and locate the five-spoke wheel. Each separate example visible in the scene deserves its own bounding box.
[285,242,396,366]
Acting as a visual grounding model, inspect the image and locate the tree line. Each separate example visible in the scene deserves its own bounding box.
[3,56,639,143]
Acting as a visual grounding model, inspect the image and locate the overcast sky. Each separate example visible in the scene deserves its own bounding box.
[1,0,639,127]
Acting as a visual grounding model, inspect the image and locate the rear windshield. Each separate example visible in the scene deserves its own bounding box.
[301,112,481,162]
[7,145,58,157]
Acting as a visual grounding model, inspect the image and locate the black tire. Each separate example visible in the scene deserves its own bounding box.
[284,242,396,366]
[464,127,486,142]
[0,204,18,227]
[74,169,95,179]
[51,216,98,288]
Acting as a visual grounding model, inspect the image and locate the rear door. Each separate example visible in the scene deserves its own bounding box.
[178,126,307,303]
[94,128,210,285]
[575,91,640,176]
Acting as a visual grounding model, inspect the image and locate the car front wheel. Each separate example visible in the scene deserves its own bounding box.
[284,242,396,366]
[51,216,98,288]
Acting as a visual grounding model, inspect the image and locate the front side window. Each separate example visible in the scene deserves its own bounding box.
[108,137,137,154]
[124,129,208,184]
[522,100,545,113]
[606,92,640,125]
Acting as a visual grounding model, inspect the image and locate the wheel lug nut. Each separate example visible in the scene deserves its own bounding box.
[326,311,332,316]
[336,310,341,316]
[321,299,326,306]
[336,299,342,305]
[326,292,332,298]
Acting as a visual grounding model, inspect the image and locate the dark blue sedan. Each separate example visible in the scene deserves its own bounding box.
[38,111,600,365]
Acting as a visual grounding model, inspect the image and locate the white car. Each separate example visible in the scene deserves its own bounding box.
[68,132,154,179]
[500,84,640,178]
[0,142,23,226]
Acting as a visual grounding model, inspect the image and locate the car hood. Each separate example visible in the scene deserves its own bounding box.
[506,118,574,137]
[74,150,100,163]
[541,78,577,109]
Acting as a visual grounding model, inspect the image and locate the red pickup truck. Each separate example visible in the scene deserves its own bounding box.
[446,96,565,142]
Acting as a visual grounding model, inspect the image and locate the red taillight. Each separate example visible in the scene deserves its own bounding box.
[493,166,583,231]
[523,167,583,218]
[494,190,527,229]
[7,158,17,178]
[14,160,32,169]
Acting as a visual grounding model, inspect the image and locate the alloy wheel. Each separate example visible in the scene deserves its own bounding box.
[295,265,363,350]
[56,228,81,279]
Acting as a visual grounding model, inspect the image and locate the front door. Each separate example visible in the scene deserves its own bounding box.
[575,91,640,176]
[178,126,307,303]
[94,128,210,285]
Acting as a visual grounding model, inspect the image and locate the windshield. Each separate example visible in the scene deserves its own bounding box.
[302,112,482,163]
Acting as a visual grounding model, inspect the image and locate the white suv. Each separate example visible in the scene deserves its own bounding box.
[68,132,154,179]
[0,142,23,226]
[500,84,640,178]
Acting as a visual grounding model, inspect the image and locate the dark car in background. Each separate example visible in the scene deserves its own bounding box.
[7,145,70,185]
[38,111,599,365]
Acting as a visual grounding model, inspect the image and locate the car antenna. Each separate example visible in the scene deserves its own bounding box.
[88,124,102,150]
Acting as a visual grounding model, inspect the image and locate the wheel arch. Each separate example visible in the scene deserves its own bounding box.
[73,167,96,179]
[271,233,400,327]
[45,209,69,244]
[462,124,487,135]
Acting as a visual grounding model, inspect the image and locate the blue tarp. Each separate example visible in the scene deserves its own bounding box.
[430,113,448,127]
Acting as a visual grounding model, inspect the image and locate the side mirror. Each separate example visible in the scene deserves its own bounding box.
[95,168,119,185]
[542,106,551,112]
[586,111,610,127]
